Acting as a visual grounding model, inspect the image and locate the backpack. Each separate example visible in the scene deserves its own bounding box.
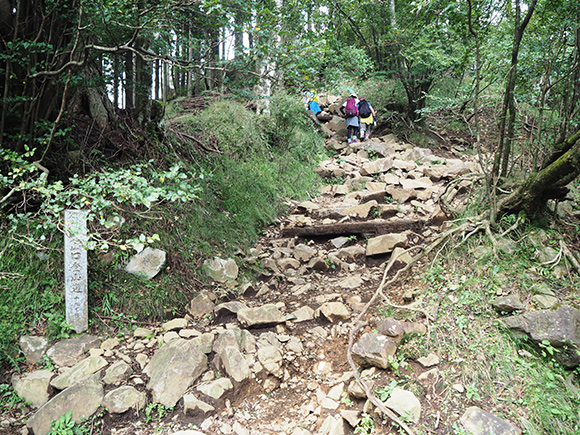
[358,101,371,118]
[345,97,358,117]
[308,100,322,115]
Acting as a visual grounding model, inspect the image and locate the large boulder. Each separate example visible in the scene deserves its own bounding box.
[125,247,167,280]
[144,338,208,406]
[352,332,397,369]
[503,305,580,367]
[26,373,103,435]
[11,370,53,408]
[460,406,521,435]
[366,232,409,256]
[46,335,100,367]
[50,356,108,390]
[19,336,49,364]
[237,304,285,327]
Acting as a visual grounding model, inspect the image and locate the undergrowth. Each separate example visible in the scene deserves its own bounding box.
[378,217,580,434]
[0,91,326,373]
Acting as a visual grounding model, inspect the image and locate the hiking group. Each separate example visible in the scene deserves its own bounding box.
[340,93,376,144]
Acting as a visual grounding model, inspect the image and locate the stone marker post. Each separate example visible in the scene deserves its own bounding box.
[64,210,88,333]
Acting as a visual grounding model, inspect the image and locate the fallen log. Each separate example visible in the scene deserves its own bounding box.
[281,218,424,238]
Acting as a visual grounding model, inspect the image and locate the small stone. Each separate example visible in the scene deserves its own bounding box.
[417,353,439,368]
[161,318,188,332]
[453,383,465,393]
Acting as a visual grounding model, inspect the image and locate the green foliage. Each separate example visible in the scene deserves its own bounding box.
[47,410,80,435]
[376,380,400,402]
[145,403,173,424]
[0,384,26,413]
[354,412,375,434]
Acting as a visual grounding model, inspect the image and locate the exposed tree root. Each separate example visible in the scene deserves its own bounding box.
[346,220,479,434]
[560,240,580,275]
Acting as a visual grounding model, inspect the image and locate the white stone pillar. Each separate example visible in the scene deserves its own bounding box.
[64,210,88,333]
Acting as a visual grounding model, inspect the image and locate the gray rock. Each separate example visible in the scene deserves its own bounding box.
[385,388,421,423]
[503,306,580,367]
[352,333,397,369]
[163,331,180,343]
[19,336,49,364]
[125,247,167,279]
[319,415,345,435]
[318,302,351,323]
[392,158,417,171]
[26,373,103,435]
[183,394,215,415]
[377,318,427,341]
[278,257,301,271]
[11,369,53,408]
[366,232,409,256]
[536,246,559,264]
[336,245,366,261]
[46,335,100,367]
[197,378,234,400]
[532,294,559,309]
[460,406,521,435]
[386,187,417,203]
[308,256,329,271]
[417,353,439,368]
[257,345,283,378]
[213,330,242,353]
[103,360,133,385]
[133,327,154,338]
[218,346,251,382]
[361,158,393,176]
[286,336,304,354]
[408,147,433,162]
[338,275,363,289]
[144,338,208,406]
[345,378,368,399]
[102,386,146,414]
[162,317,188,332]
[237,304,285,327]
[50,356,108,390]
[491,295,525,313]
[358,141,395,158]
[188,293,216,318]
[214,302,248,318]
[340,410,361,427]
[344,200,378,218]
[294,244,317,262]
[192,333,216,354]
[204,256,239,282]
[291,306,315,322]
[330,237,350,249]
[400,177,433,190]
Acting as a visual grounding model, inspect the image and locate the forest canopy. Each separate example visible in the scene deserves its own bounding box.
[0,0,579,217]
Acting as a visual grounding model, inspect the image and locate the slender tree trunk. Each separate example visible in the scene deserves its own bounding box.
[492,0,538,180]
[125,51,134,109]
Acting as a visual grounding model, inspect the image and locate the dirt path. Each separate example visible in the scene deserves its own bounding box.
[10,128,481,435]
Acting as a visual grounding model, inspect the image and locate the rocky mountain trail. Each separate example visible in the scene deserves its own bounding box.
[7,101,533,435]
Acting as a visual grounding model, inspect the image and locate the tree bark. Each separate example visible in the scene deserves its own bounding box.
[492,0,538,180]
[281,218,423,238]
[498,130,580,216]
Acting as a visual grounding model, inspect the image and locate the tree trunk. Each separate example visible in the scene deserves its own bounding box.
[492,0,537,180]
[498,130,580,216]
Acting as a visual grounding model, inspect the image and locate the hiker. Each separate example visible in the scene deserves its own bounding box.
[340,93,360,144]
[357,96,376,141]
